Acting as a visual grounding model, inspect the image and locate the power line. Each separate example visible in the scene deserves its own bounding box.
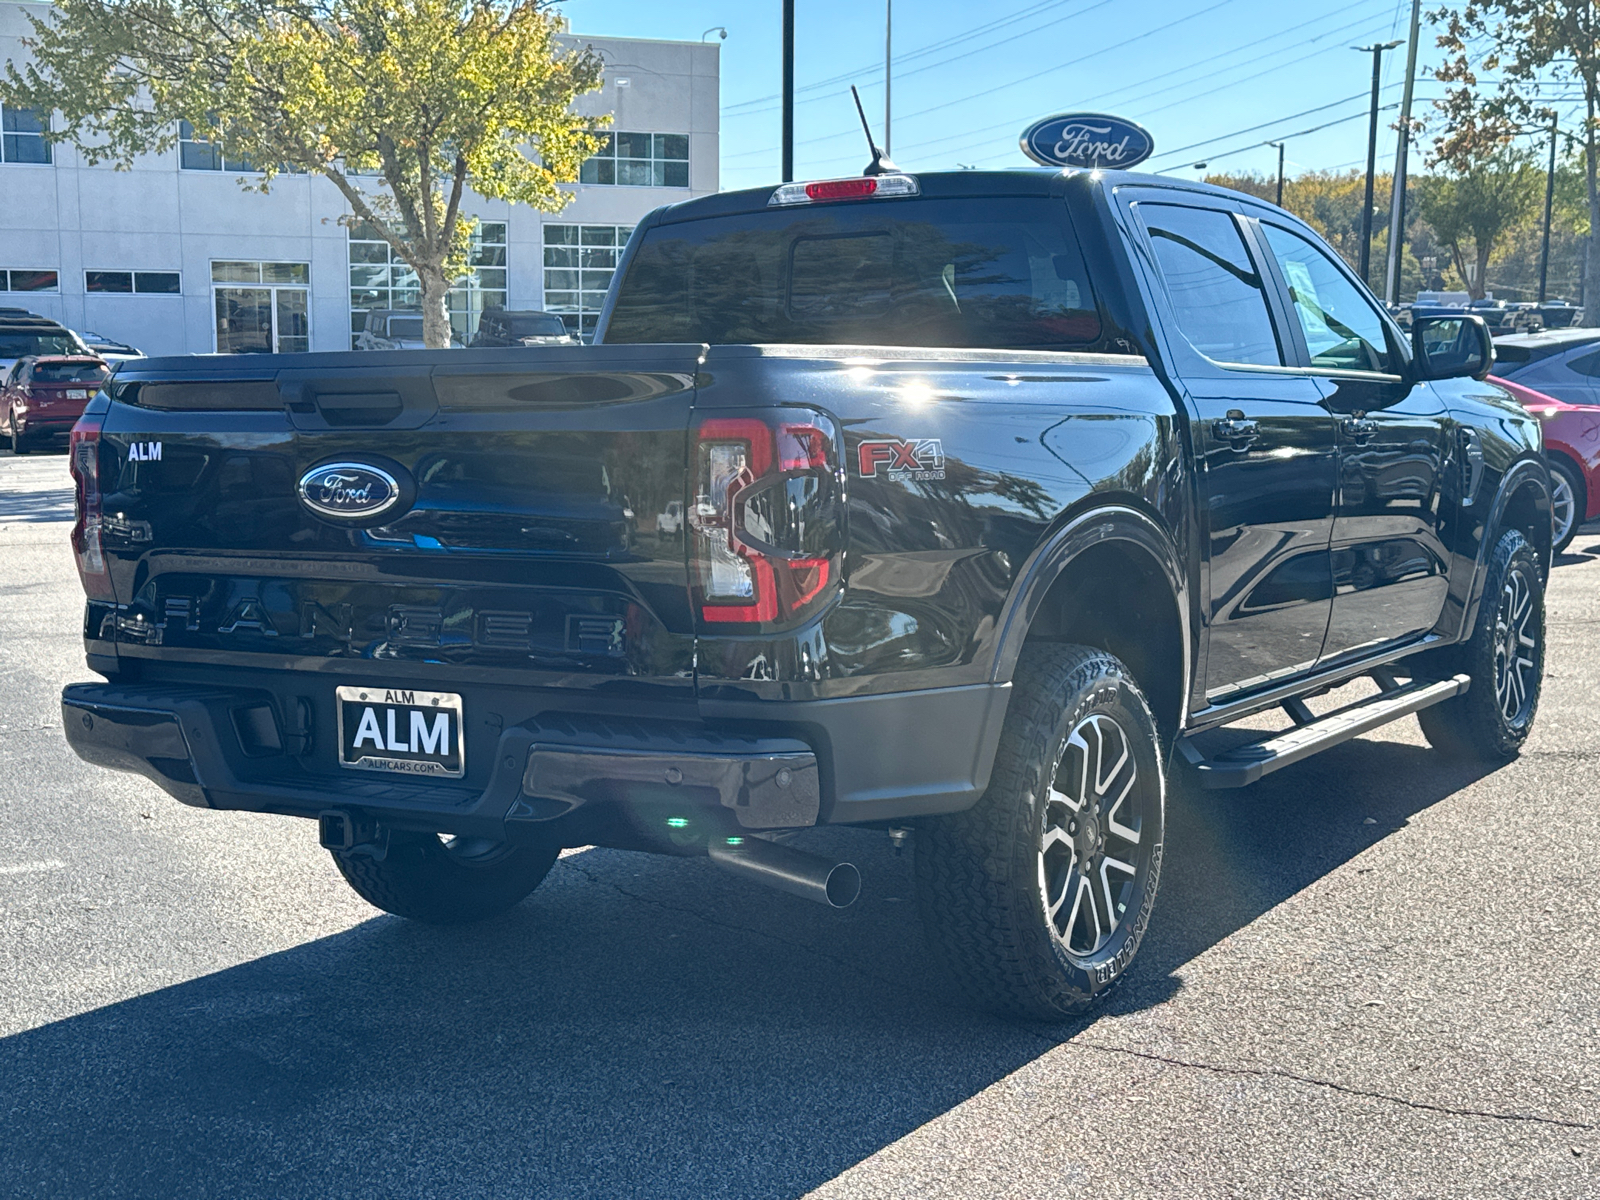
[893,2,1395,160]
[723,0,1240,161]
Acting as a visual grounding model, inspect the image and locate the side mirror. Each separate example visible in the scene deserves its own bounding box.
[1411,313,1494,382]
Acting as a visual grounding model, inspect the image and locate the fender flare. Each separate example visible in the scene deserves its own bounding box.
[1458,455,1551,639]
[988,504,1191,706]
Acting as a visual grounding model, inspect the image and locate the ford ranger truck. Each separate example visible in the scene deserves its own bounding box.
[62,170,1549,1018]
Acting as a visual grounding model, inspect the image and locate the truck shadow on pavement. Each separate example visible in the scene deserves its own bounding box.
[0,739,1492,1199]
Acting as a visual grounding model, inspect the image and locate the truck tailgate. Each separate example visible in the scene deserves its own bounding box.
[94,346,702,698]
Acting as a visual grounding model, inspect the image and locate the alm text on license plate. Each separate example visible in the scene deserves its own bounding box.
[336,686,464,777]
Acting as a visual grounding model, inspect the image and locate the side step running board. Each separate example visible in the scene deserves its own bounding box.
[1178,673,1472,790]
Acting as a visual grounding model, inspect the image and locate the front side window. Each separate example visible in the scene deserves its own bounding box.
[604,198,1100,349]
[580,132,690,188]
[1261,224,1392,373]
[1,105,51,164]
[1137,203,1281,366]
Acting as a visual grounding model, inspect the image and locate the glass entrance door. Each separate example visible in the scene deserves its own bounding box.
[211,261,311,353]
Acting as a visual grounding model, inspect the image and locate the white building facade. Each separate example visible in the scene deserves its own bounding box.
[0,4,718,352]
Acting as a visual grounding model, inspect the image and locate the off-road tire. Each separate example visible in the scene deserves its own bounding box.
[1549,458,1584,555]
[1417,528,1544,763]
[915,644,1166,1020]
[332,832,558,924]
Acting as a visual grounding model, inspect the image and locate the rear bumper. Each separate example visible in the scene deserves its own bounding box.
[62,677,1010,839]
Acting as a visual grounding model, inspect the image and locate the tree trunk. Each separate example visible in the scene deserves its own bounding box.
[1472,241,1491,301]
[419,267,453,350]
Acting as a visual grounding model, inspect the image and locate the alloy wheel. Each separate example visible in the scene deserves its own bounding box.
[1493,566,1538,725]
[1039,713,1147,958]
[1550,470,1577,549]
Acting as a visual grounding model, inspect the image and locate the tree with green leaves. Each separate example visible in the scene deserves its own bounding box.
[1412,153,1540,300]
[2,0,606,348]
[1433,2,1600,320]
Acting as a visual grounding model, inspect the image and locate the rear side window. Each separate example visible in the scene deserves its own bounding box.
[1136,203,1281,366]
[1565,349,1600,378]
[605,197,1102,350]
[32,361,108,384]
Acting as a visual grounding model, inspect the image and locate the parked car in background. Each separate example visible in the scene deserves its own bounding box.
[1468,298,1541,335]
[1491,328,1600,406]
[1494,376,1600,552]
[1537,301,1582,329]
[76,331,144,362]
[1,355,109,453]
[0,310,90,374]
[469,310,579,347]
[355,310,463,351]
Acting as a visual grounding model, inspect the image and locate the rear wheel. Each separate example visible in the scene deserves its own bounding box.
[331,831,558,923]
[1418,528,1544,763]
[1548,458,1584,554]
[915,644,1165,1019]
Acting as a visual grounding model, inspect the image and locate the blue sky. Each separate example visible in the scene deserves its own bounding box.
[561,0,1585,192]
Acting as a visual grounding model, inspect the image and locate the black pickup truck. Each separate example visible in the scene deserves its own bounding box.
[62,169,1549,1018]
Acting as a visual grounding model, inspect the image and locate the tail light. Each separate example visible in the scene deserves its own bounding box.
[69,411,114,600]
[692,411,844,626]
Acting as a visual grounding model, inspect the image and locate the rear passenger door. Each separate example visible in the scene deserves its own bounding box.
[1130,199,1338,706]
[1255,221,1450,662]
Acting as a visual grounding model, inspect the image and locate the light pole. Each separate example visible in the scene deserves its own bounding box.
[1384,0,1423,305]
[1267,141,1285,206]
[1355,39,1403,287]
[701,26,727,41]
[1540,112,1559,304]
[884,0,892,158]
[781,0,794,182]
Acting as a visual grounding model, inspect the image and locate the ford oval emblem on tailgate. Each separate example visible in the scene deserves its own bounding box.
[298,460,407,522]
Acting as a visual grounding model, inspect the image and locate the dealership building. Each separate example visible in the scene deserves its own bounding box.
[0,3,719,353]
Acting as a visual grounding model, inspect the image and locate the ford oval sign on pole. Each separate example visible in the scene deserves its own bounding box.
[1020,113,1154,170]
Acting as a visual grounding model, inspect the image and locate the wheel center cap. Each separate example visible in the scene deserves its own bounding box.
[1076,813,1102,862]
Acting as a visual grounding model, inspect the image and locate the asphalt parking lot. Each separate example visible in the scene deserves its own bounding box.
[0,445,1596,1199]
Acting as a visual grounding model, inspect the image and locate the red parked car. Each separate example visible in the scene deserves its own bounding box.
[1,355,109,454]
[1496,376,1600,553]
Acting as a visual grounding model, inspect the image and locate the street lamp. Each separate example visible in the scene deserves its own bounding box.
[701,26,727,41]
[1354,39,1404,286]
[1266,141,1285,206]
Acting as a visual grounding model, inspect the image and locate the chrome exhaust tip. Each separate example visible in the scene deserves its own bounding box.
[707,835,861,908]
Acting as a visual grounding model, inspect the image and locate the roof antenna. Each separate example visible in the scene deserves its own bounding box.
[850,85,899,176]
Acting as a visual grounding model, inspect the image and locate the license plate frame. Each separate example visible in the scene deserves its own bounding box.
[335,685,465,778]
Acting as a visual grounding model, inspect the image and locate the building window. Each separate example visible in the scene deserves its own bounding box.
[1,105,51,164]
[2,269,59,292]
[542,224,631,341]
[347,221,507,347]
[86,270,182,294]
[579,133,689,188]
[211,261,309,353]
[179,119,256,172]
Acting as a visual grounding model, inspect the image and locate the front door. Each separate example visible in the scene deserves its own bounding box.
[1131,201,1337,704]
[1257,222,1450,661]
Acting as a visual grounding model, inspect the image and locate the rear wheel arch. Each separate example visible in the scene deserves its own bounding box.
[991,506,1190,744]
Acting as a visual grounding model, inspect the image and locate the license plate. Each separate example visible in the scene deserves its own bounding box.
[336,686,464,777]
[67,389,88,400]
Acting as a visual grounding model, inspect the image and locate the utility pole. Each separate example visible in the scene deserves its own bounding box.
[1540,111,1558,304]
[782,0,795,182]
[1268,141,1285,206]
[1355,40,1403,286]
[884,0,892,157]
[1384,0,1422,305]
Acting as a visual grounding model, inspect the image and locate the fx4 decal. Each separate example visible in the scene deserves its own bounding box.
[856,437,946,481]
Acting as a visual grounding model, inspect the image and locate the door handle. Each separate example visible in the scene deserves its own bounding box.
[1342,416,1378,444]
[1213,412,1259,450]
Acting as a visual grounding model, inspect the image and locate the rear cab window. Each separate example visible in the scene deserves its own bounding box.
[603,196,1104,350]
